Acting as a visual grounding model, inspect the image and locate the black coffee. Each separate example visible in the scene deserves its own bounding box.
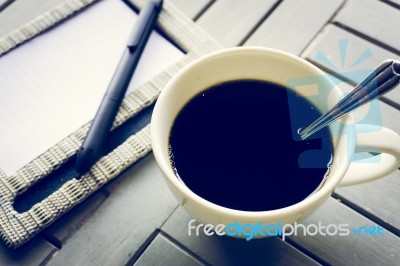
[169,80,333,211]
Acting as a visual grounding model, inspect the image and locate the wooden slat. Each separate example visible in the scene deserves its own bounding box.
[196,0,278,47]
[335,170,400,233]
[45,155,179,266]
[133,234,204,266]
[168,0,213,19]
[0,237,56,266]
[302,24,400,106]
[302,77,400,234]
[288,197,400,265]
[332,81,400,231]
[334,0,400,52]
[161,207,320,266]
[245,0,344,55]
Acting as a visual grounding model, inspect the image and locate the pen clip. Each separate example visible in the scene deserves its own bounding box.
[127,0,163,52]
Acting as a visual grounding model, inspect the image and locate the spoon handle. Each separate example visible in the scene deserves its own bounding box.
[299,59,400,140]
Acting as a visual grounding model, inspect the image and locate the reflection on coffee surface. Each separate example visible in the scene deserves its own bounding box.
[169,79,333,211]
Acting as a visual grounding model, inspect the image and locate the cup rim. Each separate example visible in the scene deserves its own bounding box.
[151,46,355,219]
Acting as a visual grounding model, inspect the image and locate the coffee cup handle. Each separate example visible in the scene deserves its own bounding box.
[338,124,400,187]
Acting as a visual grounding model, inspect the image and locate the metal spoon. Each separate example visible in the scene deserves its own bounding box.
[299,59,400,140]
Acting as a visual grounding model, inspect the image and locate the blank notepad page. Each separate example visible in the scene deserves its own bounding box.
[0,0,184,175]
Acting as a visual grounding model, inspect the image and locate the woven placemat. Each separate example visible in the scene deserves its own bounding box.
[0,0,222,248]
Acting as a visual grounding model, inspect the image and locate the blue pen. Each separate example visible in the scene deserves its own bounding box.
[75,0,163,175]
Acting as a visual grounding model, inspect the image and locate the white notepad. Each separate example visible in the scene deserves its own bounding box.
[0,0,184,175]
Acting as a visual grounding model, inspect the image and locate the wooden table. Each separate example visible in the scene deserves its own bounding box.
[0,0,399,265]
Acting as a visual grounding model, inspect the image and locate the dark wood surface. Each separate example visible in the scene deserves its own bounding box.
[162,207,320,266]
[133,234,205,266]
[303,24,400,105]
[169,0,213,19]
[196,0,279,46]
[0,0,399,265]
[245,0,345,55]
[333,0,400,53]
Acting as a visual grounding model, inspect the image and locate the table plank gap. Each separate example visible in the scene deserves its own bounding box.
[192,0,216,21]
[161,207,321,266]
[331,114,400,234]
[380,0,400,9]
[333,0,400,54]
[284,238,330,266]
[302,24,400,107]
[304,59,400,112]
[196,0,279,47]
[126,229,160,266]
[159,231,211,266]
[133,233,207,266]
[332,191,400,237]
[168,0,214,20]
[238,0,284,46]
[380,96,400,110]
[40,232,63,250]
[288,197,400,265]
[245,0,345,55]
[0,0,13,12]
[333,21,400,56]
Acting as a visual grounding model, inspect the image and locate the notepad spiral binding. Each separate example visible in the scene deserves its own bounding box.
[0,0,221,248]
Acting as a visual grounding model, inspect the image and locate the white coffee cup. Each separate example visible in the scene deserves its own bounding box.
[151,47,400,237]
